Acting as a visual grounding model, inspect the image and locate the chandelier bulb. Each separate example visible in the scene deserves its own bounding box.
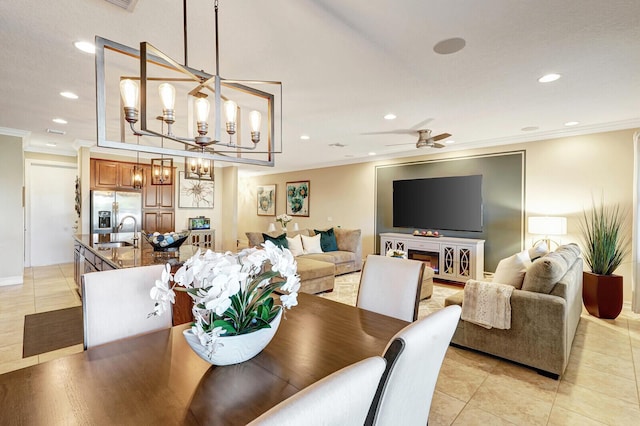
[195,98,210,123]
[158,83,176,110]
[249,110,262,132]
[120,79,139,108]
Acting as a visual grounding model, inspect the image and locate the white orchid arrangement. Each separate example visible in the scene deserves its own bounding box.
[275,213,293,228]
[386,249,407,258]
[150,241,300,357]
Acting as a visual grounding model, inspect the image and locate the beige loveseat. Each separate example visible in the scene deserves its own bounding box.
[445,244,583,378]
[245,228,362,294]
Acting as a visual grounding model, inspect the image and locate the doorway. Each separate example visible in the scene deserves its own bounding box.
[25,160,77,267]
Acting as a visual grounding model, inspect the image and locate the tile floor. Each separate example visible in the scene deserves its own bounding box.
[1,266,640,425]
[322,273,640,425]
[0,263,83,375]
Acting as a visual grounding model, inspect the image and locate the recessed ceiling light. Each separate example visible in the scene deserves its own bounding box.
[384,114,396,120]
[521,126,539,132]
[300,135,310,140]
[60,91,79,99]
[368,152,376,156]
[52,118,68,124]
[46,128,66,135]
[538,73,561,83]
[46,142,57,147]
[564,121,579,126]
[433,37,466,55]
[74,41,96,54]
[445,140,455,144]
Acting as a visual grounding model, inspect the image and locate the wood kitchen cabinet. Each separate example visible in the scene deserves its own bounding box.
[141,165,175,233]
[143,211,175,234]
[90,159,138,190]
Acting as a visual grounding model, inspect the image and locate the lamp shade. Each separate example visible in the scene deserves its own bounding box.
[528,216,567,236]
[267,223,276,232]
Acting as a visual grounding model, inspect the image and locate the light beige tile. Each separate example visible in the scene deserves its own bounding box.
[436,358,490,402]
[428,390,466,426]
[0,355,38,375]
[562,355,638,404]
[38,343,84,363]
[452,406,516,425]
[554,381,640,425]
[484,360,559,403]
[0,342,38,372]
[443,346,500,373]
[466,376,552,425]
[572,330,633,361]
[566,343,636,381]
[0,326,25,346]
[547,405,607,426]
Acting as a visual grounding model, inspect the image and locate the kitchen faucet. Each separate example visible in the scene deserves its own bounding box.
[117,215,139,248]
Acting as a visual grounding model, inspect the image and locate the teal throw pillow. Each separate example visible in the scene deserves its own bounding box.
[314,228,338,252]
[262,233,288,249]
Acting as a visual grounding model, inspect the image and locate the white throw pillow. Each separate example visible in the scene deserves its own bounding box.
[301,233,323,254]
[492,250,531,289]
[286,234,304,257]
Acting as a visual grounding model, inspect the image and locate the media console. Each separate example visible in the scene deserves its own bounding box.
[379,233,485,284]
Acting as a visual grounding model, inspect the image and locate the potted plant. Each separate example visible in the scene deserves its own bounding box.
[149,241,300,365]
[579,198,630,319]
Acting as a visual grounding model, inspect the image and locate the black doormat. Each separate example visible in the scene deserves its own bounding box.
[23,306,83,357]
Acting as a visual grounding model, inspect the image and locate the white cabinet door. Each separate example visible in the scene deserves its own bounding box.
[440,244,474,281]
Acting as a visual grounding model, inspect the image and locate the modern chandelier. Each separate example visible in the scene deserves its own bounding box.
[95,0,282,168]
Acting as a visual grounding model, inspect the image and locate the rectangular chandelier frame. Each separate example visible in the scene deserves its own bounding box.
[95,36,283,167]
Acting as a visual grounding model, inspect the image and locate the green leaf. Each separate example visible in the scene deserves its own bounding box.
[213,319,237,335]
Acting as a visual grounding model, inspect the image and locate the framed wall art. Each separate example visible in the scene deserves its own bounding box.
[257,184,276,216]
[179,171,214,208]
[286,181,310,217]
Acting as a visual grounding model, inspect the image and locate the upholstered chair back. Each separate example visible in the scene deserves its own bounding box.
[249,356,386,426]
[367,305,461,425]
[82,264,172,349]
[357,255,425,322]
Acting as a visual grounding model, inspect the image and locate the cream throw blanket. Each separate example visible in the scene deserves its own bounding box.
[461,279,514,329]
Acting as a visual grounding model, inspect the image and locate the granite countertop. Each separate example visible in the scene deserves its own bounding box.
[74,233,199,269]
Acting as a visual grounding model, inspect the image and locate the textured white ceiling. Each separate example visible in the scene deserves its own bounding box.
[1,0,639,173]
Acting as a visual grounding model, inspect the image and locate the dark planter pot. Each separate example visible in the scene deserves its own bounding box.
[582,271,623,319]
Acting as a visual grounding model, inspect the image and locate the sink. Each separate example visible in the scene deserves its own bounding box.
[95,241,134,250]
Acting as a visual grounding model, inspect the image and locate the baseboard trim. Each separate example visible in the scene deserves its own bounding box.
[0,275,23,286]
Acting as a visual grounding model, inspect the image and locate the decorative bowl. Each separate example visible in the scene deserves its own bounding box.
[142,230,191,252]
[183,308,283,366]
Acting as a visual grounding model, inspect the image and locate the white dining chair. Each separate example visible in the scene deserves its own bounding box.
[82,264,172,349]
[248,356,387,426]
[366,305,461,426]
[356,254,425,322]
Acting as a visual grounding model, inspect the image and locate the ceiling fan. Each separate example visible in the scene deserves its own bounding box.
[385,129,452,149]
[361,118,451,149]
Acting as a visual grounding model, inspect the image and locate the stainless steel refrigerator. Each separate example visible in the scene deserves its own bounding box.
[90,190,142,234]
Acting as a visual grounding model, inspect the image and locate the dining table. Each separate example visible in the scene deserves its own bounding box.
[0,293,409,425]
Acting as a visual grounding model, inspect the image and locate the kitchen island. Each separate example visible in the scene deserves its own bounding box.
[73,233,199,324]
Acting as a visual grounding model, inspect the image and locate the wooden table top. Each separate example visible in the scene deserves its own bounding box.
[0,293,408,425]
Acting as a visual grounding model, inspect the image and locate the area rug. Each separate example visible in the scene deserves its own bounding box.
[23,306,83,357]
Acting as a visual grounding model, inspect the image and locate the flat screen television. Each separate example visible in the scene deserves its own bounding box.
[393,175,483,232]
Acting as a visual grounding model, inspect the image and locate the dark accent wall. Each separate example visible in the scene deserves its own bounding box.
[375,151,525,272]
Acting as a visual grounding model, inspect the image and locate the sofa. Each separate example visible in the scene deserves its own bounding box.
[444,243,583,378]
[245,228,362,294]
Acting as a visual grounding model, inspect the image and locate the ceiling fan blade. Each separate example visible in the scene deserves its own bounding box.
[384,142,415,146]
[432,132,451,142]
[362,130,417,136]
[432,142,446,148]
[410,118,434,130]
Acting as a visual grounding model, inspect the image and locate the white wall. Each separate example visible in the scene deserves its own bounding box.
[238,128,637,300]
[0,135,24,285]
